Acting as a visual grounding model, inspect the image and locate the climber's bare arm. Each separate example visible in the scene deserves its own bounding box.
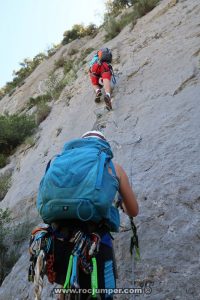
[114,163,139,217]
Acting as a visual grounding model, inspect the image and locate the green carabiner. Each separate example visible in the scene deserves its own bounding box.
[63,254,73,289]
[91,257,98,298]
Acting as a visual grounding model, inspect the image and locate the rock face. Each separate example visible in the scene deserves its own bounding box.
[0,0,200,299]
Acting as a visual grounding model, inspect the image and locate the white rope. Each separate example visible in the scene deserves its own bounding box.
[130,144,136,300]
[34,250,45,300]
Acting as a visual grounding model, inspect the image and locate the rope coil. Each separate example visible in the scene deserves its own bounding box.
[34,250,45,300]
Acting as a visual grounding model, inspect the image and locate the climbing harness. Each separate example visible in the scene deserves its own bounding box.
[90,63,116,86]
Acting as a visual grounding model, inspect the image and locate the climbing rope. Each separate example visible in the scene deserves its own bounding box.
[129,140,140,260]
[129,138,141,300]
[29,225,55,300]
[34,250,45,300]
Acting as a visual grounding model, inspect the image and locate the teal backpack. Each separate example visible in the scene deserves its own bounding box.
[89,53,99,68]
[89,48,112,68]
[36,138,120,232]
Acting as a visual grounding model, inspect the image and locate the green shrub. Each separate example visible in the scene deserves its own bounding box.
[52,78,68,99]
[13,220,33,244]
[24,136,36,148]
[46,73,65,99]
[104,0,159,41]
[105,0,133,16]
[1,53,47,98]
[0,208,11,285]
[104,9,138,41]
[0,89,5,101]
[135,0,159,17]
[104,16,123,41]
[54,57,65,69]
[62,23,98,45]
[63,70,77,86]
[0,154,7,169]
[124,9,139,24]
[47,44,60,57]
[63,60,74,75]
[73,47,95,70]
[1,248,19,281]
[36,102,51,125]
[46,72,76,100]
[28,94,52,108]
[0,174,11,201]
[0,114,36,155]
[82,48,95,60]
[54,58,75,75]
[62,24,85,45]
[0,210,34,285]
[68,48,79,56]
[85,24,98,37]
[64,48,94,77]
[8,88,16,97]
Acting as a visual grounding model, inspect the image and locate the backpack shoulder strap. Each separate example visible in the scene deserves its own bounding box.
[89,53,101,68]
[95,152,117,190]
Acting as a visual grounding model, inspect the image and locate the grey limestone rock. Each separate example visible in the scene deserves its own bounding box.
[0,0,200,299]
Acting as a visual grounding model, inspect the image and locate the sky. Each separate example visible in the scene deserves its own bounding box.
[0,0,106,88]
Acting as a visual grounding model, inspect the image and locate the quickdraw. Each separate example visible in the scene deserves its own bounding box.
[129,217,140,260]
[28,225,54,300]
[116,194,140,260]
[64,231,101,298]
[29,226,102,299]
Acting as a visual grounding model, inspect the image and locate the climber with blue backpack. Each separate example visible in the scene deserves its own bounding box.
[30,130,139,300]
[89,48,115,110]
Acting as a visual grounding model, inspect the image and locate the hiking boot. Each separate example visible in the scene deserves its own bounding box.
[95,89,102,103]
[104,94,112,110]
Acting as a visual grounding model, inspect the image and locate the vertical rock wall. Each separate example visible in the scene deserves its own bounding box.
[0,0,200,299]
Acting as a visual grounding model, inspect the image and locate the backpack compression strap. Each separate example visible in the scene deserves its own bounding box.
[95,152,107,190]
[95,153,116,190]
